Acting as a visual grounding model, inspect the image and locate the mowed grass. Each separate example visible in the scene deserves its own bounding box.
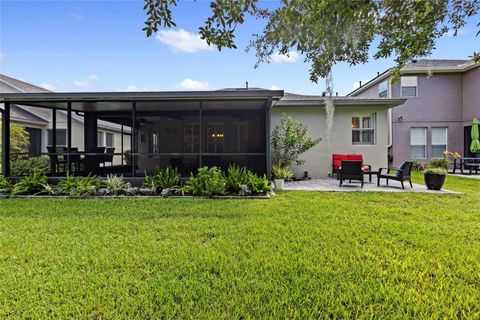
[0,174,479,319]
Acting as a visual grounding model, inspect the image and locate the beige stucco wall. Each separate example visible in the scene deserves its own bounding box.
[271,105,390,178]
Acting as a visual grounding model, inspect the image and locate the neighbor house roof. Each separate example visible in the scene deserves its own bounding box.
[10,104,49,126]
[348,59,480,96]
[0,74,51,93]
[0,74,130,133]
[275,91,405,107]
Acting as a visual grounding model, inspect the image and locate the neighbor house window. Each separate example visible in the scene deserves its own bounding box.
[352,114,375,145]
[47,129,67,147]
[410,127,427,159]
[401,76,418,97]
[378,80,388,97]
[432,127,447,158]
[97,131,104,147]
[105,132,114,147]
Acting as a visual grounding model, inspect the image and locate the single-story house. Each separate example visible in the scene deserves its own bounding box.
[0,88,405,178]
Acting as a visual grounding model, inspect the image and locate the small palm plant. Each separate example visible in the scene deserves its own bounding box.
[103,175,127,196]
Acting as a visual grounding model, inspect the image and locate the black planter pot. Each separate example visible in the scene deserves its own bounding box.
[472,153,480,159]
[424,173,446,190]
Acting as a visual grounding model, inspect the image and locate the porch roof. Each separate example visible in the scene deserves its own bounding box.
[0,89,284,112]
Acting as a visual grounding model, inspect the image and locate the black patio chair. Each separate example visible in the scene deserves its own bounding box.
[377,161,413,189]
[47,146,67,173]
[104,147,115,166]
[339,160,364,188]
[63,147,82,172]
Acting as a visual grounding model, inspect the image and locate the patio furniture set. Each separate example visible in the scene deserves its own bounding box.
[47,147,116,173]
[451,157,480,175]
[332,154,413,189]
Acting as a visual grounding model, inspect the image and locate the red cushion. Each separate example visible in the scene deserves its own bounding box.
[332,154,348,169]
[347,154,363,161]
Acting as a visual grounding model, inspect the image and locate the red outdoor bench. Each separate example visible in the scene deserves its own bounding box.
[332,154,372,182]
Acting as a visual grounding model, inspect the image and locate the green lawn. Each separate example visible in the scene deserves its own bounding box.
[1,174,479,319]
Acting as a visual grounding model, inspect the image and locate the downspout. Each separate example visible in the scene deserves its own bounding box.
[387,78,393,148]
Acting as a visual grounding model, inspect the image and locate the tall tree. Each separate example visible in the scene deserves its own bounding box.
[143,0,479,83]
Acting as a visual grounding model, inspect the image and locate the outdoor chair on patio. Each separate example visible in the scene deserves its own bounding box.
[103,147,115,167]
[339,160,364,188]
[377,161,413,190]
[47,146,67,173]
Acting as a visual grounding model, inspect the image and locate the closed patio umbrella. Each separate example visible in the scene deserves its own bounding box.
[470,118,480,154]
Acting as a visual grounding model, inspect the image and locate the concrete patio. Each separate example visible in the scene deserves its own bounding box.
[282,176,460,194]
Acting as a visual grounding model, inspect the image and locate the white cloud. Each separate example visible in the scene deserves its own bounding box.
[74,75,98,88]
[270,85,282,90]
[271,51,299,63]
[352,79,370,89]
[175,78,210,90]
[156,29,214,53]
[39,83,57,91]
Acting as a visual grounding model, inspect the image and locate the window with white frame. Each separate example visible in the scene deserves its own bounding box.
[352,114,376,145]
[97,131,104,147]
[378,80,388,97]
[410,127,427,159]
[431,127,447,158]
[47,129,67,146]
[105,132,114,147]
[401,76,418,97]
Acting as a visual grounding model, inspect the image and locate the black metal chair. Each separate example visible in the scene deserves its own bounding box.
[63,147,82,172]
[339,160,364,188]
[377,161,414,189]
[47,146,67,173]
[104,147,115,166]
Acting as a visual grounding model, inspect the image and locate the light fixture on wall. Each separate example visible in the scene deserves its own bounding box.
[398,116,404,121]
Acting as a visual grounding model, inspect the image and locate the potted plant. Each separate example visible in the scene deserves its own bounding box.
[423,158,448,190]
[272,165,293,190]
[424,167,447,190]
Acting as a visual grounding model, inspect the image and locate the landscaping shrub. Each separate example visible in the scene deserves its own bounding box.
[10,156,50,176]
[186,166,226,196]
[271,113,320,167]
[272,165,294,180]
[0,175,13,194]
[144,166,181,193]
[246,172,272,195]
[103,175,127,196]
[58,174,101,197]
[12,169,48,195]
[411,159,424,171]
[224,165,248,194]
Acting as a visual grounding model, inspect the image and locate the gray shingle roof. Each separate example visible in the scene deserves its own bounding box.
[10,104,49,126]
[0,74,51,93]
[402,59,470,69]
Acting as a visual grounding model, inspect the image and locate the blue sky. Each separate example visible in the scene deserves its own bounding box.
[0,0,478,95]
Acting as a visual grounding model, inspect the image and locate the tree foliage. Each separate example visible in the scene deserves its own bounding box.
[271,113,321,167]
[143,0,479,83]
[0,123,30,155]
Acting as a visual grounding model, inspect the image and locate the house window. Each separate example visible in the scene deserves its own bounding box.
[47,129,67,146]
[410,127,427,159]
[105,132,114,147]
[97,131,104,147]
[401,76,418,97]
[432,127,447,158]
[352,114,375,145]
[378,80,388,97]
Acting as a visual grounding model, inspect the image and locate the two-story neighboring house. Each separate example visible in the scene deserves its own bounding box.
[0,74,130,164]
[348,59,480,167]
